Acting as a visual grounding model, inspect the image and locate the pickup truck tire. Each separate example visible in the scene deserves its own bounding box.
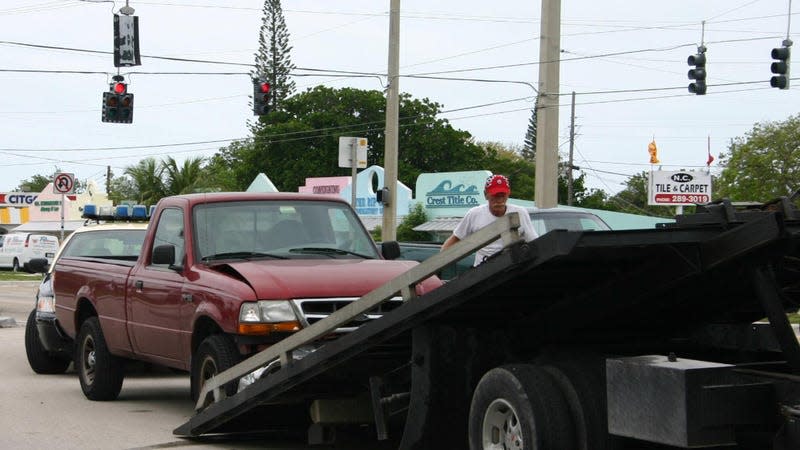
[468,364,575,450]
[24,309,71,374]
[76,317,124,401]
[191,334,241,408]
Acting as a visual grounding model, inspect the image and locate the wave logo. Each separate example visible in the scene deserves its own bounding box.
[425,180,481,208]
[426,180,480,196]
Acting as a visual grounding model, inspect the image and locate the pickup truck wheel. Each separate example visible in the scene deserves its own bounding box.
[76,317,124,401]
[24,309,71,374]
[191,334,241,408]
[468,364,575,450]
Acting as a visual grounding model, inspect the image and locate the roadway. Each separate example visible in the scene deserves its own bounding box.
[0,280,390,450]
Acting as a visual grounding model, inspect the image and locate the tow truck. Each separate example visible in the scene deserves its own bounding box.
[175,197,800,449]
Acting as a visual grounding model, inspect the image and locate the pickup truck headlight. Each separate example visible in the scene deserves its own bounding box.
[238,301,300,335]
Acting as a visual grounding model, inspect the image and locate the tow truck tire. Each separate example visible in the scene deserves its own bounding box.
[543,362,620,450]
[76,317,124,401]
[469,364,575,450]
[191,334,241,408]
[24,309,70,374]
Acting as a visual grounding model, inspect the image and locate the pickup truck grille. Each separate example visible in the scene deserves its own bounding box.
[292,297,404,332]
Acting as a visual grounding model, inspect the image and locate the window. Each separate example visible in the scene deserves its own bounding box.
[152,208,184,266]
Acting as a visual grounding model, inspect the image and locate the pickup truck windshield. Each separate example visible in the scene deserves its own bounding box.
[193,200,380,261]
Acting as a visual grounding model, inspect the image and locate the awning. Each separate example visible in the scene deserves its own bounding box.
[412,218,462,232]
[10,220,86,234]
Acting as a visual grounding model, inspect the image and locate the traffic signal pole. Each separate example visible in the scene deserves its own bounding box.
[534,0,561,209]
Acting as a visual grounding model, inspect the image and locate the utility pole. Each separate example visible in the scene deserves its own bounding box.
[534,0,561,209]
[382,0,400,241]
[567,91,575,206]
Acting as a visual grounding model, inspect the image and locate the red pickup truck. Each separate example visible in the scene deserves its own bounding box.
[49,192,441,403]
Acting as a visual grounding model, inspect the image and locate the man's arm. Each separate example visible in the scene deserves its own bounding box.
[441,234,460,251]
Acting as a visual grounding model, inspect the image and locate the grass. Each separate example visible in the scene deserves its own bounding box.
[0,270,43,281]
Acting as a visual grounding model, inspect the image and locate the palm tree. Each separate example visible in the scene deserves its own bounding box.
[162,156,206,195]
[124,158,165,205]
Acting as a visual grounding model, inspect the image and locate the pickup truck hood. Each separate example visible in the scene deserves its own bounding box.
[217,259,441,299]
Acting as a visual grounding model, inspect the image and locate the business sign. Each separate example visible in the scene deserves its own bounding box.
[648,170,712,206]
[416,171,492,218]
[0,193,37,206]
[338,137,368,168]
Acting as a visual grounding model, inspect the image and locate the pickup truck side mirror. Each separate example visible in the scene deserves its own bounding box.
[152,244,176,266]
[381,241,401,260]
[27,257,50,274]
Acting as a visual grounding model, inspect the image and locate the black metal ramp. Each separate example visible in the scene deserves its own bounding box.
[175,209,800,437]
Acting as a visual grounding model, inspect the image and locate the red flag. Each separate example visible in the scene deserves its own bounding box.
[706,136,714,166]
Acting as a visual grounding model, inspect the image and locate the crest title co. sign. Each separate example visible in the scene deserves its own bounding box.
[648,170,712,206]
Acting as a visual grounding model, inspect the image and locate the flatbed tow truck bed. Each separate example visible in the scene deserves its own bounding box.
[176,199,800,449]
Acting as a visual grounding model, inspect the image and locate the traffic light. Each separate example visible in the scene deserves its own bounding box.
[687,46,707,95]
[770,40,792,90]
[101,82,134,123]
[253,78,270,116]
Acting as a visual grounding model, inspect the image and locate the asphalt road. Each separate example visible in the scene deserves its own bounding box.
[0,280,393,450]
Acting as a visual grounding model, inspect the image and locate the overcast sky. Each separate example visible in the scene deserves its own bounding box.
[0,0,797,196]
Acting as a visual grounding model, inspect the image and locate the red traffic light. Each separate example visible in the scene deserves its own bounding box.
[113,82,127,94]
[259,82,270,94]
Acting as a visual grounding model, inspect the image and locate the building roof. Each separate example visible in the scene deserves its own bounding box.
[11,220,87,234]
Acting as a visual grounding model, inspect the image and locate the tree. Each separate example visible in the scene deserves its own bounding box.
[715,114,800,202]
[161,156,208,195]
[214,86,488,193]
[521,98,539,161]
[118,156,210,206]
[253,0,295,114]
[396,202,430,241]
[605,171,673,218]
[123,158,165,206]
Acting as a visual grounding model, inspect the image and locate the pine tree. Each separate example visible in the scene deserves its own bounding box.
[522,98,538,161]
[253,0,296,112]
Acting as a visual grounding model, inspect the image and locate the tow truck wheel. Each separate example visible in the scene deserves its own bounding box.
[542,360,622,450]
[76,317,124,401]
[468,364,575,450]
[191,334,241,408]
[24,309,70,374]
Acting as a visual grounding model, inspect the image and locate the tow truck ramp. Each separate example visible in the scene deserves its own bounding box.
[175,201,800,448]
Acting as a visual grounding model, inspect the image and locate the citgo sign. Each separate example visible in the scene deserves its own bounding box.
[0,193,38,206]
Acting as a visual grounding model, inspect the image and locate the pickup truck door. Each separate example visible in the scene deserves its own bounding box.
[127,207,189,365]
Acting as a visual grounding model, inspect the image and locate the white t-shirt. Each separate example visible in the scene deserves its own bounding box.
[452,203,538,266]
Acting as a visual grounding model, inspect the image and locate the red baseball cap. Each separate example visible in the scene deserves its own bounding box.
[485,174,511,196]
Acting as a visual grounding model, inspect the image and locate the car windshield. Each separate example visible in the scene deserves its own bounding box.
[530,211,611,235]
[193,200,380,261]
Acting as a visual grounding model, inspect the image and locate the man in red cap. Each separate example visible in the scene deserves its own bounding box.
[441,174,537,266]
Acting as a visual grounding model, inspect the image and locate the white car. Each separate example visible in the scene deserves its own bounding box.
[0,233,60,272]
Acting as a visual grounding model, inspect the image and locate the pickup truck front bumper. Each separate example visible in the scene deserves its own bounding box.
[35,313,74,356]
